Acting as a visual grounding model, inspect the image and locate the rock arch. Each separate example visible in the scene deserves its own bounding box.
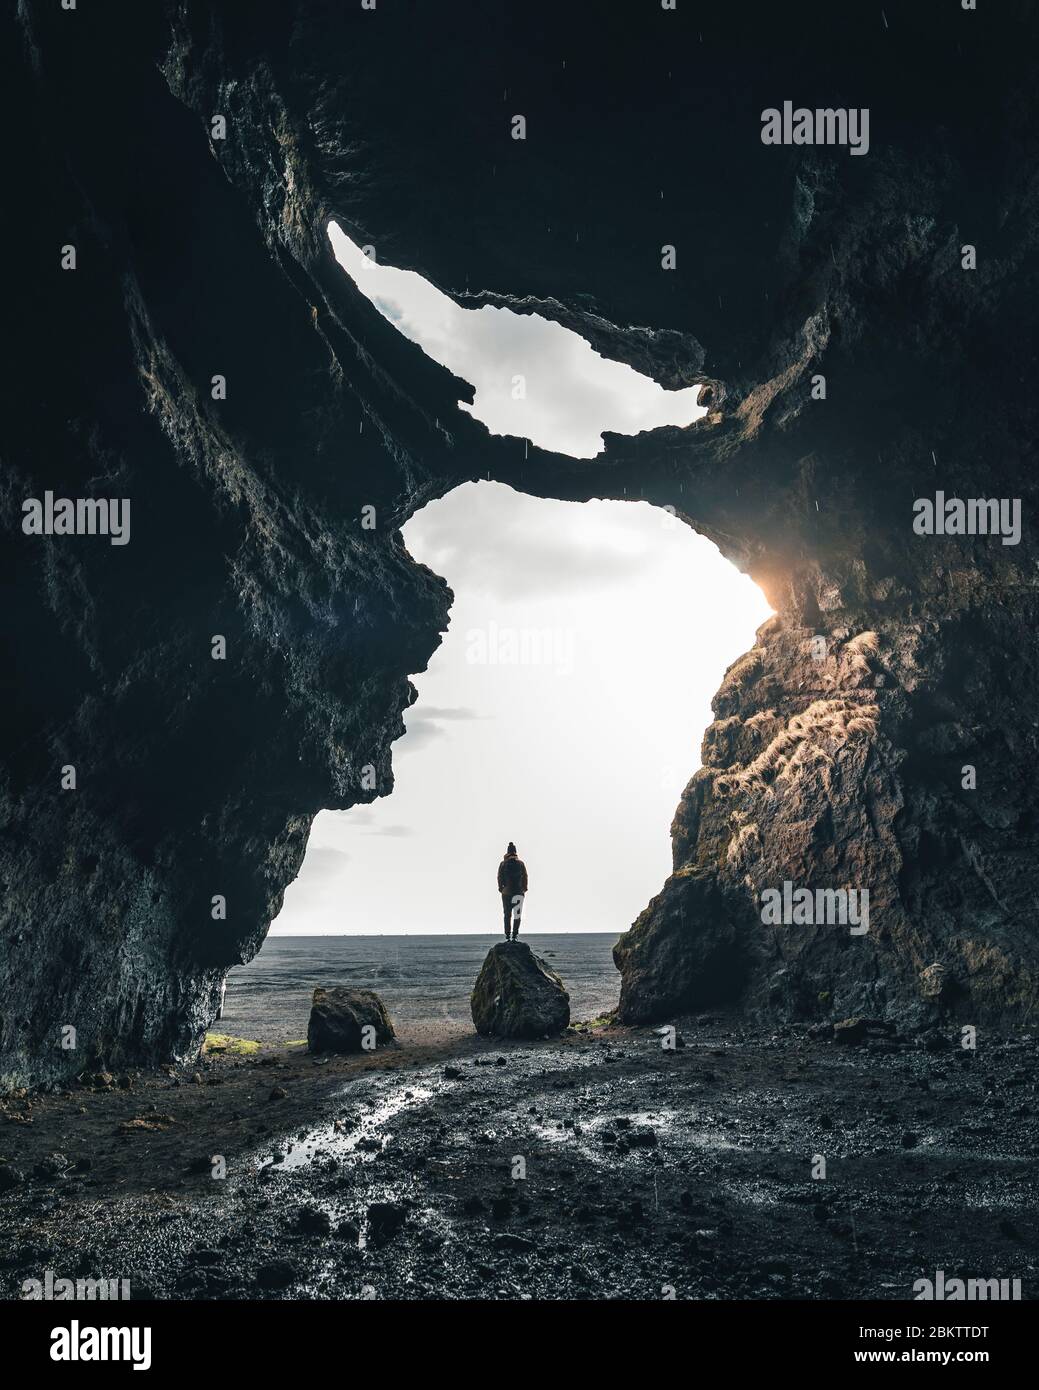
[3,0,1037,1085]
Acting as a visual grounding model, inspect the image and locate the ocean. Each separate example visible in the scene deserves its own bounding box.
[220,933,621,1045]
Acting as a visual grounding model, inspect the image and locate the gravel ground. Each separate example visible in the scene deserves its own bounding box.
[1,1017,1036,1301]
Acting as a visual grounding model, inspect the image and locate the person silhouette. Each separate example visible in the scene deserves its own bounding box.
[497,841,528,941]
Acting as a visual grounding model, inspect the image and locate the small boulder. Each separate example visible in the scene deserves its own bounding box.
[833,1016,892,1046]
[0,1165,25,1192]
[307,987,395,1054]
[33,1152,69,1179]
[919,962,949,1001]
[833,1017,870,1045]
[470,942,570,1039]
[295,1205,333,1236]
[493,1232,535,1253]
[627,1126,658,1148]
[255,1259,298,1291]
[366,1200,407,1247]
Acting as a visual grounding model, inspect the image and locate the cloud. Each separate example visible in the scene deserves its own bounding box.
[399,704,490,754]
[397,718,444,753]
[373,295,403,322]
[362,825,416,838]
[295,846,350,880]
[405,480,672,600]
[415,706,486,721]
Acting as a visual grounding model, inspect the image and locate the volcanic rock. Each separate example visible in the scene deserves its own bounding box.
[0,1166,25,1192]
[254,1260,298,1291]
[366,1200,407,1247]
[471,943,570,1039]
[307,987,395,1054]
[295,1204,333,1236]
[833,1018,884,1046]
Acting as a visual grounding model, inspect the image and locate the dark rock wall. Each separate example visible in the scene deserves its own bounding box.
[1,0,468,1086]
[3,0,1038,1084]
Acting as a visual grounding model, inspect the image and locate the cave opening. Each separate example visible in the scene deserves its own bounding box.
[325,220,707,457]
[219,219,773,1045]
[218,220,771,1043]
[222,481,770,1043]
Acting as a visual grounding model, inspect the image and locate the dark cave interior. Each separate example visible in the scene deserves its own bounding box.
[2,0,1039,1088]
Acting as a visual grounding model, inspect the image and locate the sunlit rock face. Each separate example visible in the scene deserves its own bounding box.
[3,1,1039,1084]
[615,608,1039,1028]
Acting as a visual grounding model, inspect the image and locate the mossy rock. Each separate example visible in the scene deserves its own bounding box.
[471,942,570,1039]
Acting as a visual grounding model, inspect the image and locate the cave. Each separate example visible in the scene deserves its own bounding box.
[4,0,1039,1103]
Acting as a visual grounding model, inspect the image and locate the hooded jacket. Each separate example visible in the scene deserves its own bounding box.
[497,852,528,896]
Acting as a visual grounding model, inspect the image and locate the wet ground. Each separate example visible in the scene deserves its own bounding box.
[1,1018,1037,1301]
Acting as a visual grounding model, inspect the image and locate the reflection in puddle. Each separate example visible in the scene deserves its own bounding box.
[524,1107,740,1165]
[260,1084,434,1171]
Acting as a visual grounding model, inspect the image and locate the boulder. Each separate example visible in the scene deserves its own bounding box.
[307,987,395,1054]
[833,1016,893,1046]
[919,962,950,1001]
[833,1017,871,1045]
[471,942,570,1039]
[366,1200,408,1247]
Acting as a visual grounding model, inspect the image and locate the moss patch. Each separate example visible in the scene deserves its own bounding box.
[203,1032,262,1056]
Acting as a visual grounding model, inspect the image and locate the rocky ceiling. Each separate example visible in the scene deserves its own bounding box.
[3,0,1038,1086]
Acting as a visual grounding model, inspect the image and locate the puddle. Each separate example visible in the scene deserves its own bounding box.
[260,1083,434,1171]
[522,1106,740,1165]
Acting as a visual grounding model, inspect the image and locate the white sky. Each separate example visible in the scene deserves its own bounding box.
[269,226,771,936]
[326,221,705,457]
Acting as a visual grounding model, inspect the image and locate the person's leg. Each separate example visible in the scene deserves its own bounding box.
[511,893,523,940]
[502,893,512,938]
